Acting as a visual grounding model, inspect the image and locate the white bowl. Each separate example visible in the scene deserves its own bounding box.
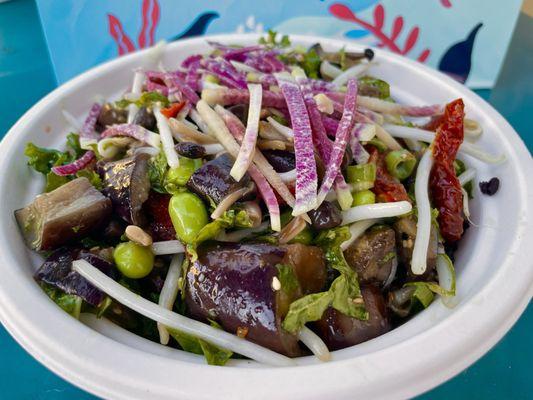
[0,34,531,400]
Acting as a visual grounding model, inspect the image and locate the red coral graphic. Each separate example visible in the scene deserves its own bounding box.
[329,3,431,63]
[108,0,161,56]
[440,0,452,8]
[138,0,160,48]
[108,14,135,55]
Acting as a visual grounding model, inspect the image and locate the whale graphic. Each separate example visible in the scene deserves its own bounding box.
[438,23,483,84]
[169,12,220,41]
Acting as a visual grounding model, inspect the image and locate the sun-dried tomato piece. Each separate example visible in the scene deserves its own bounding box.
[369,148,410,203]
[430,99,465,242]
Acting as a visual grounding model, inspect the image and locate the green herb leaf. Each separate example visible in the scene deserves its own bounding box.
[301,49,321,79]
[41,284,83,319]
[116,91,170,109]
[76,169,103,190]
[234,209,253,229]
[66,133,84,158]
[24,143,70,175]
[276,264,300,296]
[148,150,169,194]
[258,29,291,48]
[358,76,391,99]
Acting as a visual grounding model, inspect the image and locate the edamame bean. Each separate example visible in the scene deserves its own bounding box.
[169,192,209,243]
[165,157,203,189]
[114,241,154,279]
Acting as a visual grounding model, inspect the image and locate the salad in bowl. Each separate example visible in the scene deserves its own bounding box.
[14,32,505,367]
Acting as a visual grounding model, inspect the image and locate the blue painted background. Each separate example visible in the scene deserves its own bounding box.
[0,0,531,399]
[34,0,522,87]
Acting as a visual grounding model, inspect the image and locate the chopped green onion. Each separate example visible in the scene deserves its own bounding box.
[385,149,416,180]
[346,163,376,191]
[366,138,388,152]
[352,190,375,206]
[204,75,219,84]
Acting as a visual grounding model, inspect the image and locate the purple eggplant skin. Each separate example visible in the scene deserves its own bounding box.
[132,107,156,131]
[35,248,116,307]
[308,201,342,231]
[186,153,255,205]
[98,153,151,225]
[315,285,391,351]
[15,177,111,251]
[262,150,295,173]
[95,103,127,132]
[185,242,326,356]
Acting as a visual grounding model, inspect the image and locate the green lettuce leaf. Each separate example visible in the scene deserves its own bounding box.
[45,172,70,192]
[24,143,70,175]
[168,320,233,366]
[66,133,84,158]
[41,284,83,319]
[281,291,333,333]
[282,227,368,333]
[76,169,103,190]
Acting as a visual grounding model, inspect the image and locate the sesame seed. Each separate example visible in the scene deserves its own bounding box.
[271,276,281,291]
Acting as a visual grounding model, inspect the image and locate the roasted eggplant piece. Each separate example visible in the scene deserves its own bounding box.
[344,226,397,286]
[15,177,111,251]
[96,103,127,132]
[262,150,295,173]
[282,243,326,294]
[35,247,116,306]
[132,107,156,131]
[393,216,438,279]
[186,153,255,205]
[98,153,151,225]
[185,242,325,356]
[315,285,391,350]
[308,201,342,231]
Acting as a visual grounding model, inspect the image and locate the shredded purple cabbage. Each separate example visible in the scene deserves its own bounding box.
[276,74,318,215]
[317,78,359,205]
[164,73,200,105]
[81,103,102,140]
[204,58,248,89]
[51,151,95,176]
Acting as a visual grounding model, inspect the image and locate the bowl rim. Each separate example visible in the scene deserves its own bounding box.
[0,33,532,400]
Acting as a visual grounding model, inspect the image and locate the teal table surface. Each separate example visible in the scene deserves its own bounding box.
[0,0,531,399]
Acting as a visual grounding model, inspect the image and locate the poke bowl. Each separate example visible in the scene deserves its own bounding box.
[0,33,531,400]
